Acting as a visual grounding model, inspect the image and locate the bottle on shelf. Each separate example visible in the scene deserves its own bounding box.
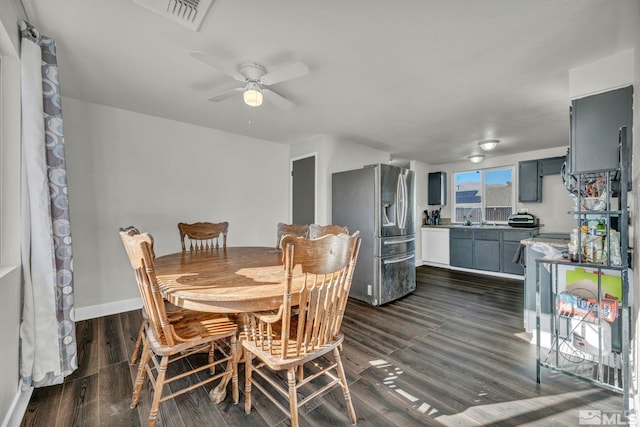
[569,228,579,262]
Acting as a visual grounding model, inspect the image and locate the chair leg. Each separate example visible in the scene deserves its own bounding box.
[333,348,357,424]
[130,338,151,408]
[148,355,169,427]
[244,350,253,414]
[287,368,299,427]
[130,322,145,365]
[231,335,239,404]
[208,342,216,375]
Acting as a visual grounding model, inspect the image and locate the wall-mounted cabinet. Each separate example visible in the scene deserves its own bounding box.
[539,156,565,176]
[518,160,541,202]
[570,85,633,174]
[428,172,447,205]
[518,156,565,203]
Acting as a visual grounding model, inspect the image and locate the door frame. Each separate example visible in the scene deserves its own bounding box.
[290,153,318,224]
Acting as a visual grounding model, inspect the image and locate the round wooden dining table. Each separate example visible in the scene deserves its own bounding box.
[154,246,298,404]
[155,246,298,313]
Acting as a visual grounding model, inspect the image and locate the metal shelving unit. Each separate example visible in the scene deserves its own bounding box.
[536,128,631,414]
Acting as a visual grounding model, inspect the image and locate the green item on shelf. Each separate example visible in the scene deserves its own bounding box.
[565,267,622,301]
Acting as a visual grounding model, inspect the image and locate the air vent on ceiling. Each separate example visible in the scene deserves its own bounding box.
[132,0,214,31]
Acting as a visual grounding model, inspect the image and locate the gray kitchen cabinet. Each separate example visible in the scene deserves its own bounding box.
[502,241,523,274]
[449,227,537,274]
[502,229,536,275]
[539,156,566,176]
[570,85,633,174]
[449,228,473,268]
[428,172,447,205]
[473,240,500,271]
[518,156,565,203]
[473,230,500,272]
[518,159,541,202]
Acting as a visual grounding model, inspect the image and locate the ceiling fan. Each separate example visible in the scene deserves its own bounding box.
[190,51,309,110]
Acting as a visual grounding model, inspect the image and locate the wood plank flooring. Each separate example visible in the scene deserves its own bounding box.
[20,266,627,426]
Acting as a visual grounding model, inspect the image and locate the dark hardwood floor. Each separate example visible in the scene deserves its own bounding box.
[20,266,626,426]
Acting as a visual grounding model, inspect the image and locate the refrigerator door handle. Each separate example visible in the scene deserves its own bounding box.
[396,174,401,229]
[383,253,415,265]
[396,173,407,229]
[383,236,415,245]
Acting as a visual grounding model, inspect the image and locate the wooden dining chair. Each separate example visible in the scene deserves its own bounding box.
[119,228,239,427]
[275,222,309,249]
[307,223,349,239]
[178,221,229,251]
[243,231,361,427]
[122,226,184,366]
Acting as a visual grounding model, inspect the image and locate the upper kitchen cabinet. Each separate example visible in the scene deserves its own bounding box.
[570,85,633,174]
[428,172,447,205]
[539,156,565,176]
[518,156,565,203]
[518,160,541,202]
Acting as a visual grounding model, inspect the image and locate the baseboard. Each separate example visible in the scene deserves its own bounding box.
[447,265,524,280]
[1,387,32,427]
[74,297,142,321]
[420,262,524,280]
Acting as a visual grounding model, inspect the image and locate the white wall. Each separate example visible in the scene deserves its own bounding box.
[62,98,291,314]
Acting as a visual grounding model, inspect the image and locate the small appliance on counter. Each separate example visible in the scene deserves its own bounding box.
[508,211,538,228]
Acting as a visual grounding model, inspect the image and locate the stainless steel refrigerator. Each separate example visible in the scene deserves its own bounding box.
[332,164,416,305]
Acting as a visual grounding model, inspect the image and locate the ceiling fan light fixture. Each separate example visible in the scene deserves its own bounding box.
[479,139,500,151]
[468,154,485,163]
[243,82,263,107]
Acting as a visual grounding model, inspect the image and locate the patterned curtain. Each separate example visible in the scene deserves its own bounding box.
[20,21,77,389]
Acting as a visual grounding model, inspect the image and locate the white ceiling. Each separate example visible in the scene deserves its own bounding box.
[21,0,639,164]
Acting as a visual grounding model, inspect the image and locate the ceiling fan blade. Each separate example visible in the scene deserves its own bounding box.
[207,86,244,102]
[189,51,245,82]
[263,88,295,110]
[260,61,309,86]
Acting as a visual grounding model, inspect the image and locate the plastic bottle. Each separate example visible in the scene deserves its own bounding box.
[569,229,579,262]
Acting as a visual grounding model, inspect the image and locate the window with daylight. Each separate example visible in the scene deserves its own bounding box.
[453,167,514,224]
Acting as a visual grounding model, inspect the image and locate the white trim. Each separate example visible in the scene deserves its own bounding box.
[447,265,523,280]
[1,387,32,427]
[289,152,318,224]
[0,265,19,279]
[74,297,142,321]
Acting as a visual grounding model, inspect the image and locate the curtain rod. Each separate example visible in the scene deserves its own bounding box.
[18,0,30,21]
[18,0,39,37]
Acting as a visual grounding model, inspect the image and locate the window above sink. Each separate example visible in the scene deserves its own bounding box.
[453,167,515,225]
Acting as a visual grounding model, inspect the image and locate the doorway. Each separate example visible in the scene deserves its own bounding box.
[291,154,316,225]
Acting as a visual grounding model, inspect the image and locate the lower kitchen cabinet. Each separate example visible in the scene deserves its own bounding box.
[501,230,534,275]
[450,227,537,275]
[450,233,473,268]
[472,229,500,271]
[502,241,524,274]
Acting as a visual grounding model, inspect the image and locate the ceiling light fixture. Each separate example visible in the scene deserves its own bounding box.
[243,82,263,107]
[468,154,485,163]
[479,139,500,151]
